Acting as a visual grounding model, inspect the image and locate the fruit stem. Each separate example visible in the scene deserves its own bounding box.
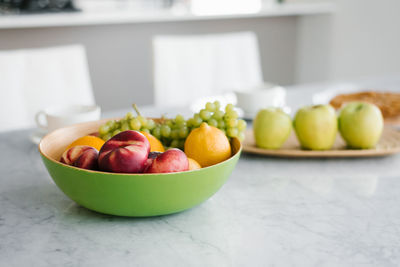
[132,104,141,117]
[313,105,323,109]
[356,103,364,111]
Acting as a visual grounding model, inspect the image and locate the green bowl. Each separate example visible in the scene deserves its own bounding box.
[39,119,242,217]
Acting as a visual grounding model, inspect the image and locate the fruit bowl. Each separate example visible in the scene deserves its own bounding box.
[39,119,242,217]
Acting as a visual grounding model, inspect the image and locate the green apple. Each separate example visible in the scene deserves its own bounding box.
[253,108,292,149]
[294,104,338,150]
[338,102,383,149]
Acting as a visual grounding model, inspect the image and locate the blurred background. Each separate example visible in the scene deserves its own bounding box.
[0,0,399,116]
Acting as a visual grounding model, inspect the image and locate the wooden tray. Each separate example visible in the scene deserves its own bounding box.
[384,115,400,126]
[243,126,400,158]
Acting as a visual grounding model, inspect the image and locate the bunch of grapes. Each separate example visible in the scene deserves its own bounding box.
[98,112,156,141]
[186,101,247,141]
[150,114,188,150]
[98,101,247,149]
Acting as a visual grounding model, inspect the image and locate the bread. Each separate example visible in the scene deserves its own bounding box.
[329,91,400,118]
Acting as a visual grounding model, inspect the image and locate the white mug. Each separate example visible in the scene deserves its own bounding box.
[35,105,101,132]
[235,83,286,117]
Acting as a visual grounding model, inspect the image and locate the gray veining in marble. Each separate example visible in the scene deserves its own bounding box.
[1,75,400,266]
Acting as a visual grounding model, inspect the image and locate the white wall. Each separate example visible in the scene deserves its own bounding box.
[330,0,400,80]
[0,17,297,111]
[296,0,400,83]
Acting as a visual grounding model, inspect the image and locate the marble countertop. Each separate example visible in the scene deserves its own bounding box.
[1,75,400,266]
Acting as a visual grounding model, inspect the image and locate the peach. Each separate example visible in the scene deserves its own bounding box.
[143,152,163,172]
[60,145,98,170]
[98,130,150,173]
[145,148,189,173]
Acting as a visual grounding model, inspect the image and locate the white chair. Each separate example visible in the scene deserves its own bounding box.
[152,31,263,108]
[0,44,95,132]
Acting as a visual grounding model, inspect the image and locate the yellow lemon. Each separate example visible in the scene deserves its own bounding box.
[66,135,105,151]
[184,122,231,167]
[188,158,202,170]
[140,131,165,152]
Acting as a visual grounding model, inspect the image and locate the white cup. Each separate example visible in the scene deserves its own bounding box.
[35,105,101,132]
[235,83,286,117]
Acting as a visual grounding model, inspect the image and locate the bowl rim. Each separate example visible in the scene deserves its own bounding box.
[38,119,242,176]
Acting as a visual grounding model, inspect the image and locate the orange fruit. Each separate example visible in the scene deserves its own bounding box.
[66,135,105,151]
[184,122,231,167]
[188,158,201,170]
[140,131,165,152]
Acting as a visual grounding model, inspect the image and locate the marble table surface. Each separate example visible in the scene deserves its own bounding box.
[1,75,400,266]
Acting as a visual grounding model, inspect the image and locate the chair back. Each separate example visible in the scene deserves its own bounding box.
[152,31,263,107]
[0,44,95,131]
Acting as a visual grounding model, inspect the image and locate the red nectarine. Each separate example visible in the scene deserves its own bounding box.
[98,130,150,173]
[60,145,99,170]
[145,148,189,173]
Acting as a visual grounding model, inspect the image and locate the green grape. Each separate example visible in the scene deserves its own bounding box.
[218,120,225,129]
[106,124,115,133]
[225,109,239,119]
[121,121,130,131]
[238,132,245,141]
[161,125,171,138]
[113,129,122,136]
[137,116,147,128]
[152,127,161,139]
[171,122,179,129]
[192,114,203,127]
[166,120,174,128]
[213,100,221,110]
[146,119,156,130]
[225,103,235,112]
[106,120,115,128]
[125,112,133,119]
[207,118,218,128]
[129,118,141,130]
[179,127,189,138]
[99,125,110,136]
[141,128,150,134]
[226,118,238,128]
[176,121,187,128]
[212,110,224,120]
[170,139,180,148]
[175,114,185,124]
[205,102,216,112]
[237,119,247,131]
[171,129,179,139]
[199,109,212,120]
[227,127,238,138]
[187,118,195,127]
